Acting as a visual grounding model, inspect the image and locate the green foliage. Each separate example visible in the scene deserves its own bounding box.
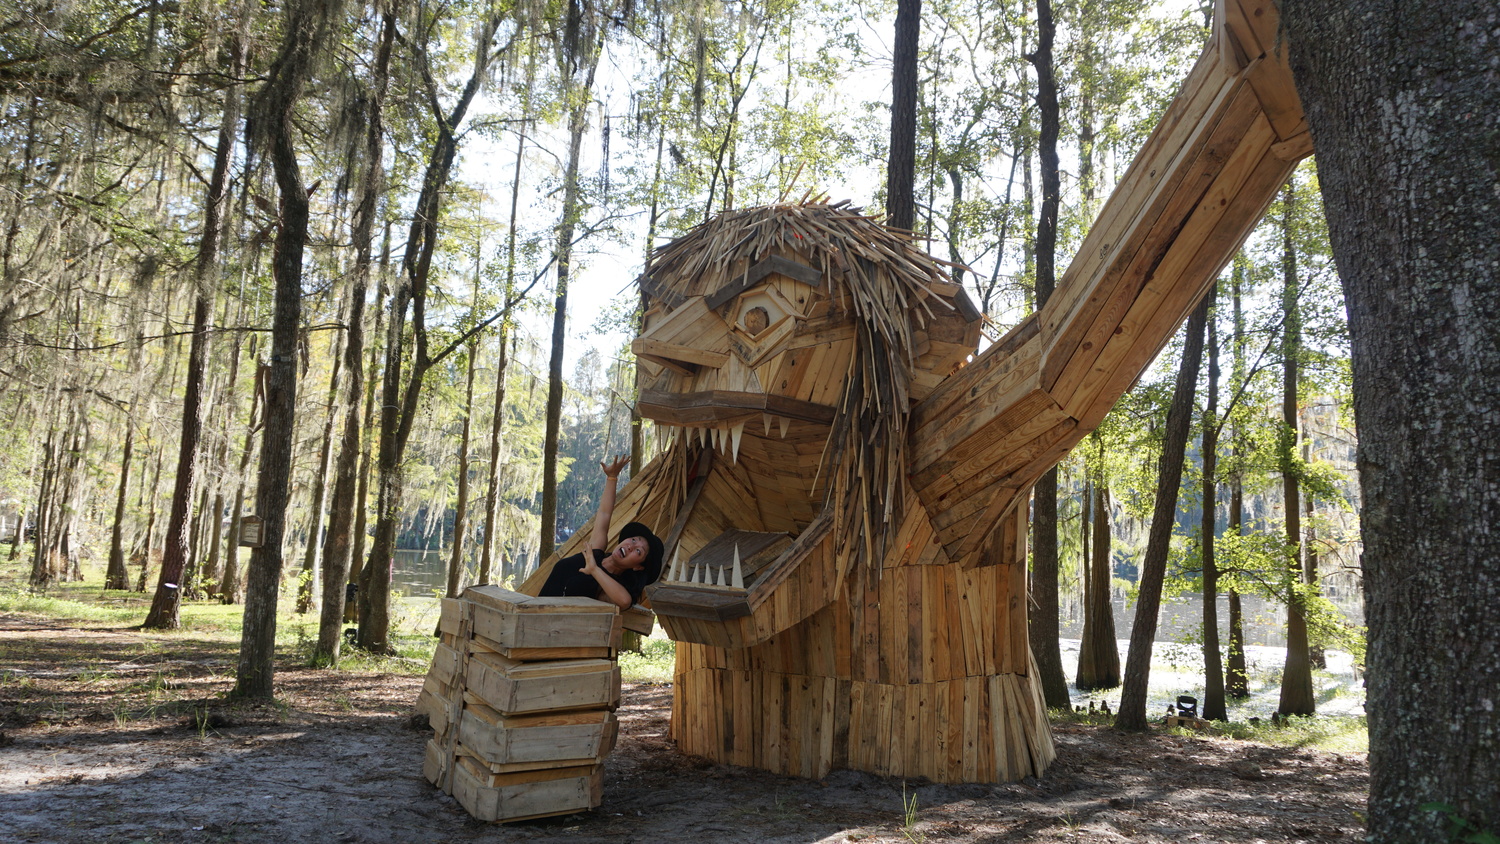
[617,636,675,684]
[1421,804,1500,844]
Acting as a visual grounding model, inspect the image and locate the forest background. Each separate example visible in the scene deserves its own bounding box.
[0,0,1361,721]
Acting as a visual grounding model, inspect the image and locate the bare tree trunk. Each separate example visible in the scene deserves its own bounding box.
[231,0,336,699]
[541,57,596,560]
[360,13,502,653]
[1023,0,1068,710]
[313,10,394,665]
[297,332,343,613]
[1282,3,1500,836]
[1200,285,1226,721]
[1277,182,1315,718]
[1076,476,1120,690]
[1225,261,1248,698]
[1115,294,1208,731]
[136,445,165,592]
[105,426,134,590]
[885,0,921,231]
[447,333,479,598]
[142,19,243,625]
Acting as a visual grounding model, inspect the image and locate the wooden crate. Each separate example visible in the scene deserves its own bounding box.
[466,651,620,715]
[441,587,624,658]
[458,703,618,769]
[451,755,604,822]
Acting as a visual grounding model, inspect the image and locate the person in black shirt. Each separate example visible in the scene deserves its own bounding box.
[537,455,664,609]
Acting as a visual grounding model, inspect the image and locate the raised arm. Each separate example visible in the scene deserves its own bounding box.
[588,454,631,553]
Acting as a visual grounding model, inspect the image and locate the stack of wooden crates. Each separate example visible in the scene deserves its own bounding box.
[416,585,653,822]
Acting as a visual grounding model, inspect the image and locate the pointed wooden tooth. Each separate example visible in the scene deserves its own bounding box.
[730,422,744,463]
[762,413,774,436]
[696,564,706,584]
[669,548,682,581]
[731,544,744,588]
[778,415,790,438]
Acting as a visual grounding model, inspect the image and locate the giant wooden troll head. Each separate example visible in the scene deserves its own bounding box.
[621,201,986,645]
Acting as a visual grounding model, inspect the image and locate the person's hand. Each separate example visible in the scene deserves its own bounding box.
[580,552,601,576]
[600,454,630,478]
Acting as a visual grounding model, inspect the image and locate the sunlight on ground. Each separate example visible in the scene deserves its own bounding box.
[3,559,1367,752]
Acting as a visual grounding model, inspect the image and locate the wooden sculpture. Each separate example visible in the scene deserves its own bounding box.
[520,0,1309,784]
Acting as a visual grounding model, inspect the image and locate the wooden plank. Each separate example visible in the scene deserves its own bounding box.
[1040,47,1234,344]
[631,336,730,370]
[1066,116,1292,428]
[458,703,613,768]
[705,255,822,310]
[1043,78,1260,405]
[466,651,618,715]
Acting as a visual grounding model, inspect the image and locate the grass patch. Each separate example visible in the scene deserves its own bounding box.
[1217,714,1368,753]
[619,636,675,683]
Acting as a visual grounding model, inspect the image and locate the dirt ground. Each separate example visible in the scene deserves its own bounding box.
[0,614,1368,843]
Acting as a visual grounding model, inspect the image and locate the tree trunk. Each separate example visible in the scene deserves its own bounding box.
[541,87,592,561]
[297,332,343,613]
[885,0,920,231]
[1277,181,1315,718]
[1225,260,1248,699]
[142,294,210,629]
[231,0,334,698]
[105,426,134,590]
[1282,3,1500,836]
[447,336,479,598]
[1076,475,1120,690]
[1200,284,1226,721]
[313,9,394,665]
[359,15,500,653]
[1115,294,1208,731]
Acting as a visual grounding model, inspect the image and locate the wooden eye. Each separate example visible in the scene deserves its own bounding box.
[743,306,770,336]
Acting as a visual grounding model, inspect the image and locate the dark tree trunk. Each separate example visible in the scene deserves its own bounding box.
[1115,294,1208,731]
[313,10,394,665]
[478,86,530,587]
[1200,285,1226,721]
[885,0,921,231]
[360,14,499,653]
[1076,476,1120,690]
[297,335,342,613]
[1021,0,1067,710]
[541,92,591,561]
[105,426,134,590]
[1225,263,1248,699]
[447,336,479,598]
[142,293,211,629]
[1282,3,1499,837]
[231,0,336,699]
[1277,182,1315,718]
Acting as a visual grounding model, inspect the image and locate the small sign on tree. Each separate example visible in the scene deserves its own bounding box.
[238,514,265,548]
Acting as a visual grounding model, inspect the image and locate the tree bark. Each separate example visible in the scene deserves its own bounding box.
[231,0,337,698]
[142,292,211,629]
[1115,294,1208,731]
[541,38,597,560]
[105,426,134,590]
[1282,2,1500,836]
[1200,284,1226,721]
[313,9,394,665]
[1277,181,1315,718]
[1076,478,1119,690]
[885,0,921,231]
[1026,0,1068,710]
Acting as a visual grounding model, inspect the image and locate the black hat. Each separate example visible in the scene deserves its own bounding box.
[619,521,665,584]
